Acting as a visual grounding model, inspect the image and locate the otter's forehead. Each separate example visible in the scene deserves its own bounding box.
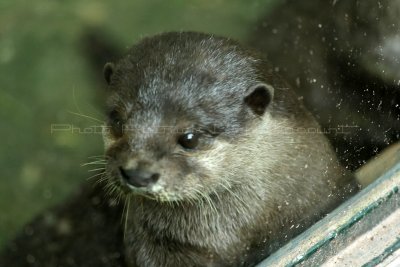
[114,33,258,95]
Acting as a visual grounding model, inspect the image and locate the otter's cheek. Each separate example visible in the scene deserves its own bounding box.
[196,141,229,175]
[102,125,115,150]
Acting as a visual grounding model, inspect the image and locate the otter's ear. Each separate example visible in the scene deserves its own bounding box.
[103,62,115,85]
[244,83,274,116]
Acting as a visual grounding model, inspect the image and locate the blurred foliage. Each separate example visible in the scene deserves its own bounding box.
[0,0,277,248]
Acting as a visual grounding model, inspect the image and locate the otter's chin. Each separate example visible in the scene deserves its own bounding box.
[127,190,185,203]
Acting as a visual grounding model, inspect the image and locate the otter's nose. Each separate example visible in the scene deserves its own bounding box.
[119,167,160,188]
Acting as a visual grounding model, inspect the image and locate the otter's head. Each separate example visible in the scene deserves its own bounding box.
[102,32,276,202]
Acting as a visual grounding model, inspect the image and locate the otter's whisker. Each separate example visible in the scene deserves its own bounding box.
[123,196,131,239]
[81,160,107,167]
[67,110,105,124]
[219,182,248,209]
[87,171,106,181]
[87,155,108,159]
[88,167,106,172]
[94,174,108,184]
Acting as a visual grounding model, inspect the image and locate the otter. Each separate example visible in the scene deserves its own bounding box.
[102,32,358,267]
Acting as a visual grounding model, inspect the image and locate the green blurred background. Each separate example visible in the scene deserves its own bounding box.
[0,0,278,249]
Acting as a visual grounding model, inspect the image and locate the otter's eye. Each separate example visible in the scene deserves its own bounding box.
[108,110,124,138]
[178,132,200,149]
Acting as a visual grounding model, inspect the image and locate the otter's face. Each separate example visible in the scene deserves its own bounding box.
[101,32,274,202]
